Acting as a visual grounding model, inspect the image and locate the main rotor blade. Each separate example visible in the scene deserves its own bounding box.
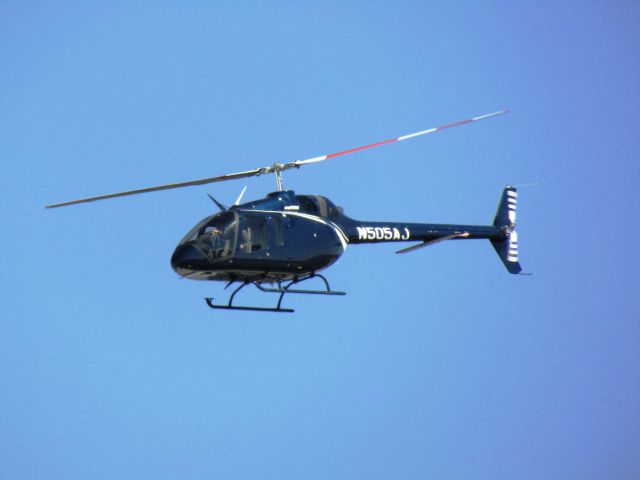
[45,167,265,208]
[290,110,508,168]
[46,109,508,208]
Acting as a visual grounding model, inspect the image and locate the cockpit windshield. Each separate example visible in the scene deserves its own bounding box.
[179,211,237,259]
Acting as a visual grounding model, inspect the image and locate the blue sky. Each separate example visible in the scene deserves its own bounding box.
[1,2,639,479]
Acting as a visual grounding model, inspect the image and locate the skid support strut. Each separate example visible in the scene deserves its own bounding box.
[204,273,345,313]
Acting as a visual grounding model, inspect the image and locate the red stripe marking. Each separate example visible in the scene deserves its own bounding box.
[436,118,473,130]
[326,138,398,159]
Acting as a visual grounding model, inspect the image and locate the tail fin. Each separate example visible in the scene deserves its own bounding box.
[490,186,522,274]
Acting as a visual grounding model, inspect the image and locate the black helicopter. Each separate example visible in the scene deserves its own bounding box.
[46,110,523,313]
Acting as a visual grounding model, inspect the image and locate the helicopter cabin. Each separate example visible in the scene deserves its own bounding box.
[171,206,346,281]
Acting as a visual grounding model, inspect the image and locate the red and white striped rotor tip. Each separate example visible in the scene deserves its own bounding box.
[294,109,509,166]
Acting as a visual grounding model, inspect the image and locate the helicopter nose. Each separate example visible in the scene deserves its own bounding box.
[171,243,206,274]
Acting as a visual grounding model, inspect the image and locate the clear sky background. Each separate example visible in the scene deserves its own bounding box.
[1,2,639,479]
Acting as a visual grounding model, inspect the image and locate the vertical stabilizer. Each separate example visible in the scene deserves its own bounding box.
[491,186,522,274]
[493,186,518,228]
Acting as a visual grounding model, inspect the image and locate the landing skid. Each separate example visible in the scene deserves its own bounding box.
[204,298,294,313]
[204,273,345,313]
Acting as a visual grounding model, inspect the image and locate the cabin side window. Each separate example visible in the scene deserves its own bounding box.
[296,196,319,215]
[270,215,286,247]
[297,195,340,219]
[239,215,268,252]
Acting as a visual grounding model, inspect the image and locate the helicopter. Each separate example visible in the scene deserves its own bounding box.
[46,109,523,313]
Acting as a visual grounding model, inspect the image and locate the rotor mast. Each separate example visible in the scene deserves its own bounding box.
[273,163,285,191]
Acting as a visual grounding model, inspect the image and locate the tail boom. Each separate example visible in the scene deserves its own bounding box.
[346,222,503,244]
[338,185,524,274]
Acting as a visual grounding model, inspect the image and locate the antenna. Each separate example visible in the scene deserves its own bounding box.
[234,186,248,205]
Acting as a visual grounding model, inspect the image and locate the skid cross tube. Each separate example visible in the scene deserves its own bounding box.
[255,273,346,295]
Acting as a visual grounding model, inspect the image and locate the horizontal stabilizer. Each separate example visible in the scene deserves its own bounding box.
[396,232,469,254]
